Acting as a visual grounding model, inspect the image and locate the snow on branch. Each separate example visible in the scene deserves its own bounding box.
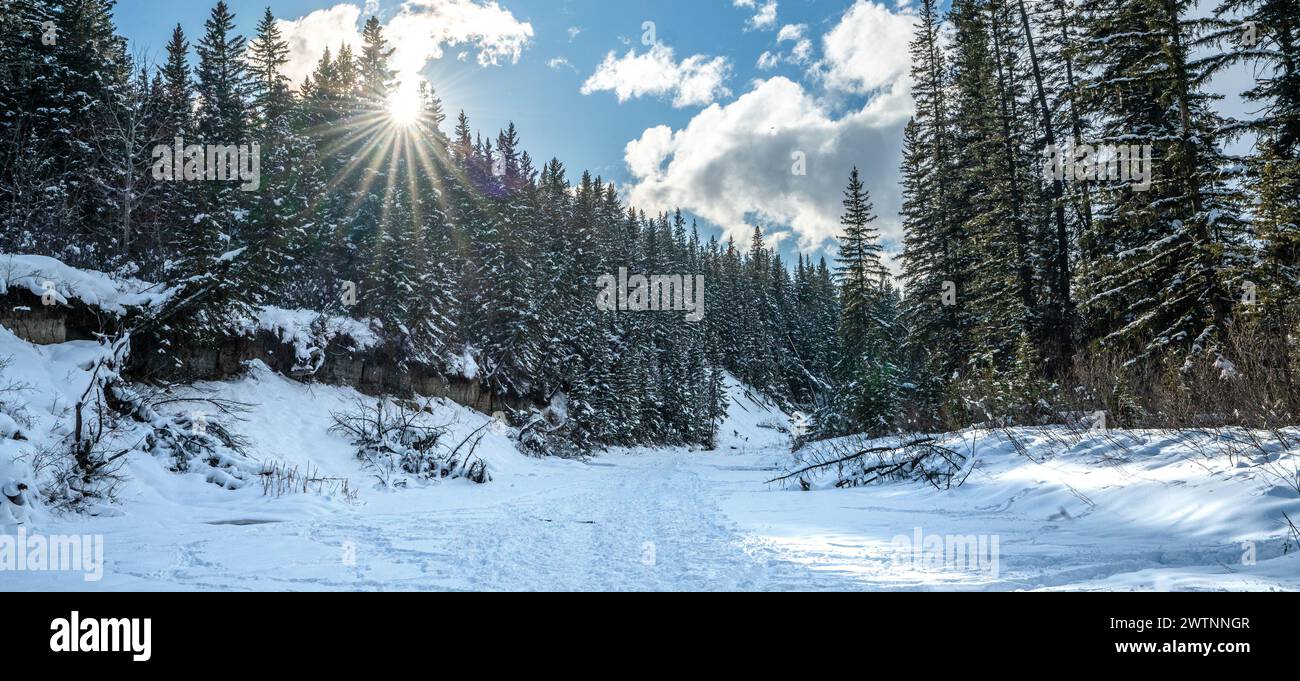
[769,437,970,491]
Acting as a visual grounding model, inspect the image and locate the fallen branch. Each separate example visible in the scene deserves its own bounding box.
[768,437,969,491]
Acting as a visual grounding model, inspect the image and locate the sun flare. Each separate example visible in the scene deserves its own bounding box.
[387,83,422,125]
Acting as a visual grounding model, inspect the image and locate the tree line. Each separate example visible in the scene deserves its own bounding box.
[2,0,1295,450]
[0,1,847,450]
[824,0,1299,435]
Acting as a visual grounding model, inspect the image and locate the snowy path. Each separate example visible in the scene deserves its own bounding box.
[11,441,1299,591]
[280,453,858,592]
[11,449,869,591]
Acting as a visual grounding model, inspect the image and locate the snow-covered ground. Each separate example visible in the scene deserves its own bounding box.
[2,322,1299,591]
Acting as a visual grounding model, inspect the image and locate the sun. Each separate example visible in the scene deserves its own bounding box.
[387,83,422,126]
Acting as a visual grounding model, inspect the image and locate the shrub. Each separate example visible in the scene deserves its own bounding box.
[329,398,490,487]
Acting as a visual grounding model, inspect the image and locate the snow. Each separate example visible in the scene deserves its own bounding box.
[712,373,792,452]
[0,254,165,315]
[451,348,479,381]
[0,252,380,367]
[239,307,381,359]
[1214,356,1241,380]
[0,411,21,440]
[2,323,1299,590]
[735,429,1300,589]
[216,247,246,263]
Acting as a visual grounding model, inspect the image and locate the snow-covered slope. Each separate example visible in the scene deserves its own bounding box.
[0,321,534,530]
[722,428,1300,590]
[3,318,1299,590]
[712,373,793,452]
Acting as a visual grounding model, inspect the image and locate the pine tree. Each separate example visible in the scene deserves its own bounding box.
[826,168,897,435]
[1,0,130,266]
[898,0,969,425]
[249,8,291,122]
[194,1,249,145]
[1202,0,1300,408]
[167,0,258,347]
[949,0,1038,376]
[247,7,319,309]
[1014,0,1078,373]
[1075,0,1248,363]
[357,16,396,109]
[160,24,194,138]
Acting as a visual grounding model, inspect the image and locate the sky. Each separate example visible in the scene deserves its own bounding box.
[111,0,1255,273]
[112,0,922,270]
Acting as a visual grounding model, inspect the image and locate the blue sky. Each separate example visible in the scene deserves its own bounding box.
[114,0,923,268]
[112,0,1255,272]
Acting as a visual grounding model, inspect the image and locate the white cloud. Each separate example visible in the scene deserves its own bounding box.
[624,124,675,179]
[567,26,582,42]
[757,23,813,69]
[734,0,779,31]
[816,0,916,94]
[386,0,534,71]
[276,0,534,88]
[622,1,922,264]
[581,43,731,108]
[621,76,913,255]
[276,4,365,88]
[790,39,812,64]
[547,56,577,73]
[776,23,805,42]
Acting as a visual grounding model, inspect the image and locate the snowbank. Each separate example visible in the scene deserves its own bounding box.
[238,307,381,360]
[712,373,793,452]
[741,426,1300,589]
[0,254,379,357]
[0,317,538,537]
[0,254,166,315]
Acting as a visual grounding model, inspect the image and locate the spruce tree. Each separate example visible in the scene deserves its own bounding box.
[898,0,968,425]
[168,0,258,347]
[827,168,896,435]
[1075,0,1248,363]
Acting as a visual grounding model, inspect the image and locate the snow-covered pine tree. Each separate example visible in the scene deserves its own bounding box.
[485,122,541,397]
[1074,0,1249,364]
[949,0,1040,377]
[247,7,321,311]
[357,16,395,106]
[1013,0,1081,374]
[826,167,898,436]
[405,84,460,368]
[145,24,196,281]
[166,1,259,348]
[898,0,968,426]
[1201,0,1300,408]
[4,0,129,267]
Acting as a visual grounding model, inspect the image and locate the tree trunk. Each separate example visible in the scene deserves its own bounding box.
[1018,0,1075,374]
